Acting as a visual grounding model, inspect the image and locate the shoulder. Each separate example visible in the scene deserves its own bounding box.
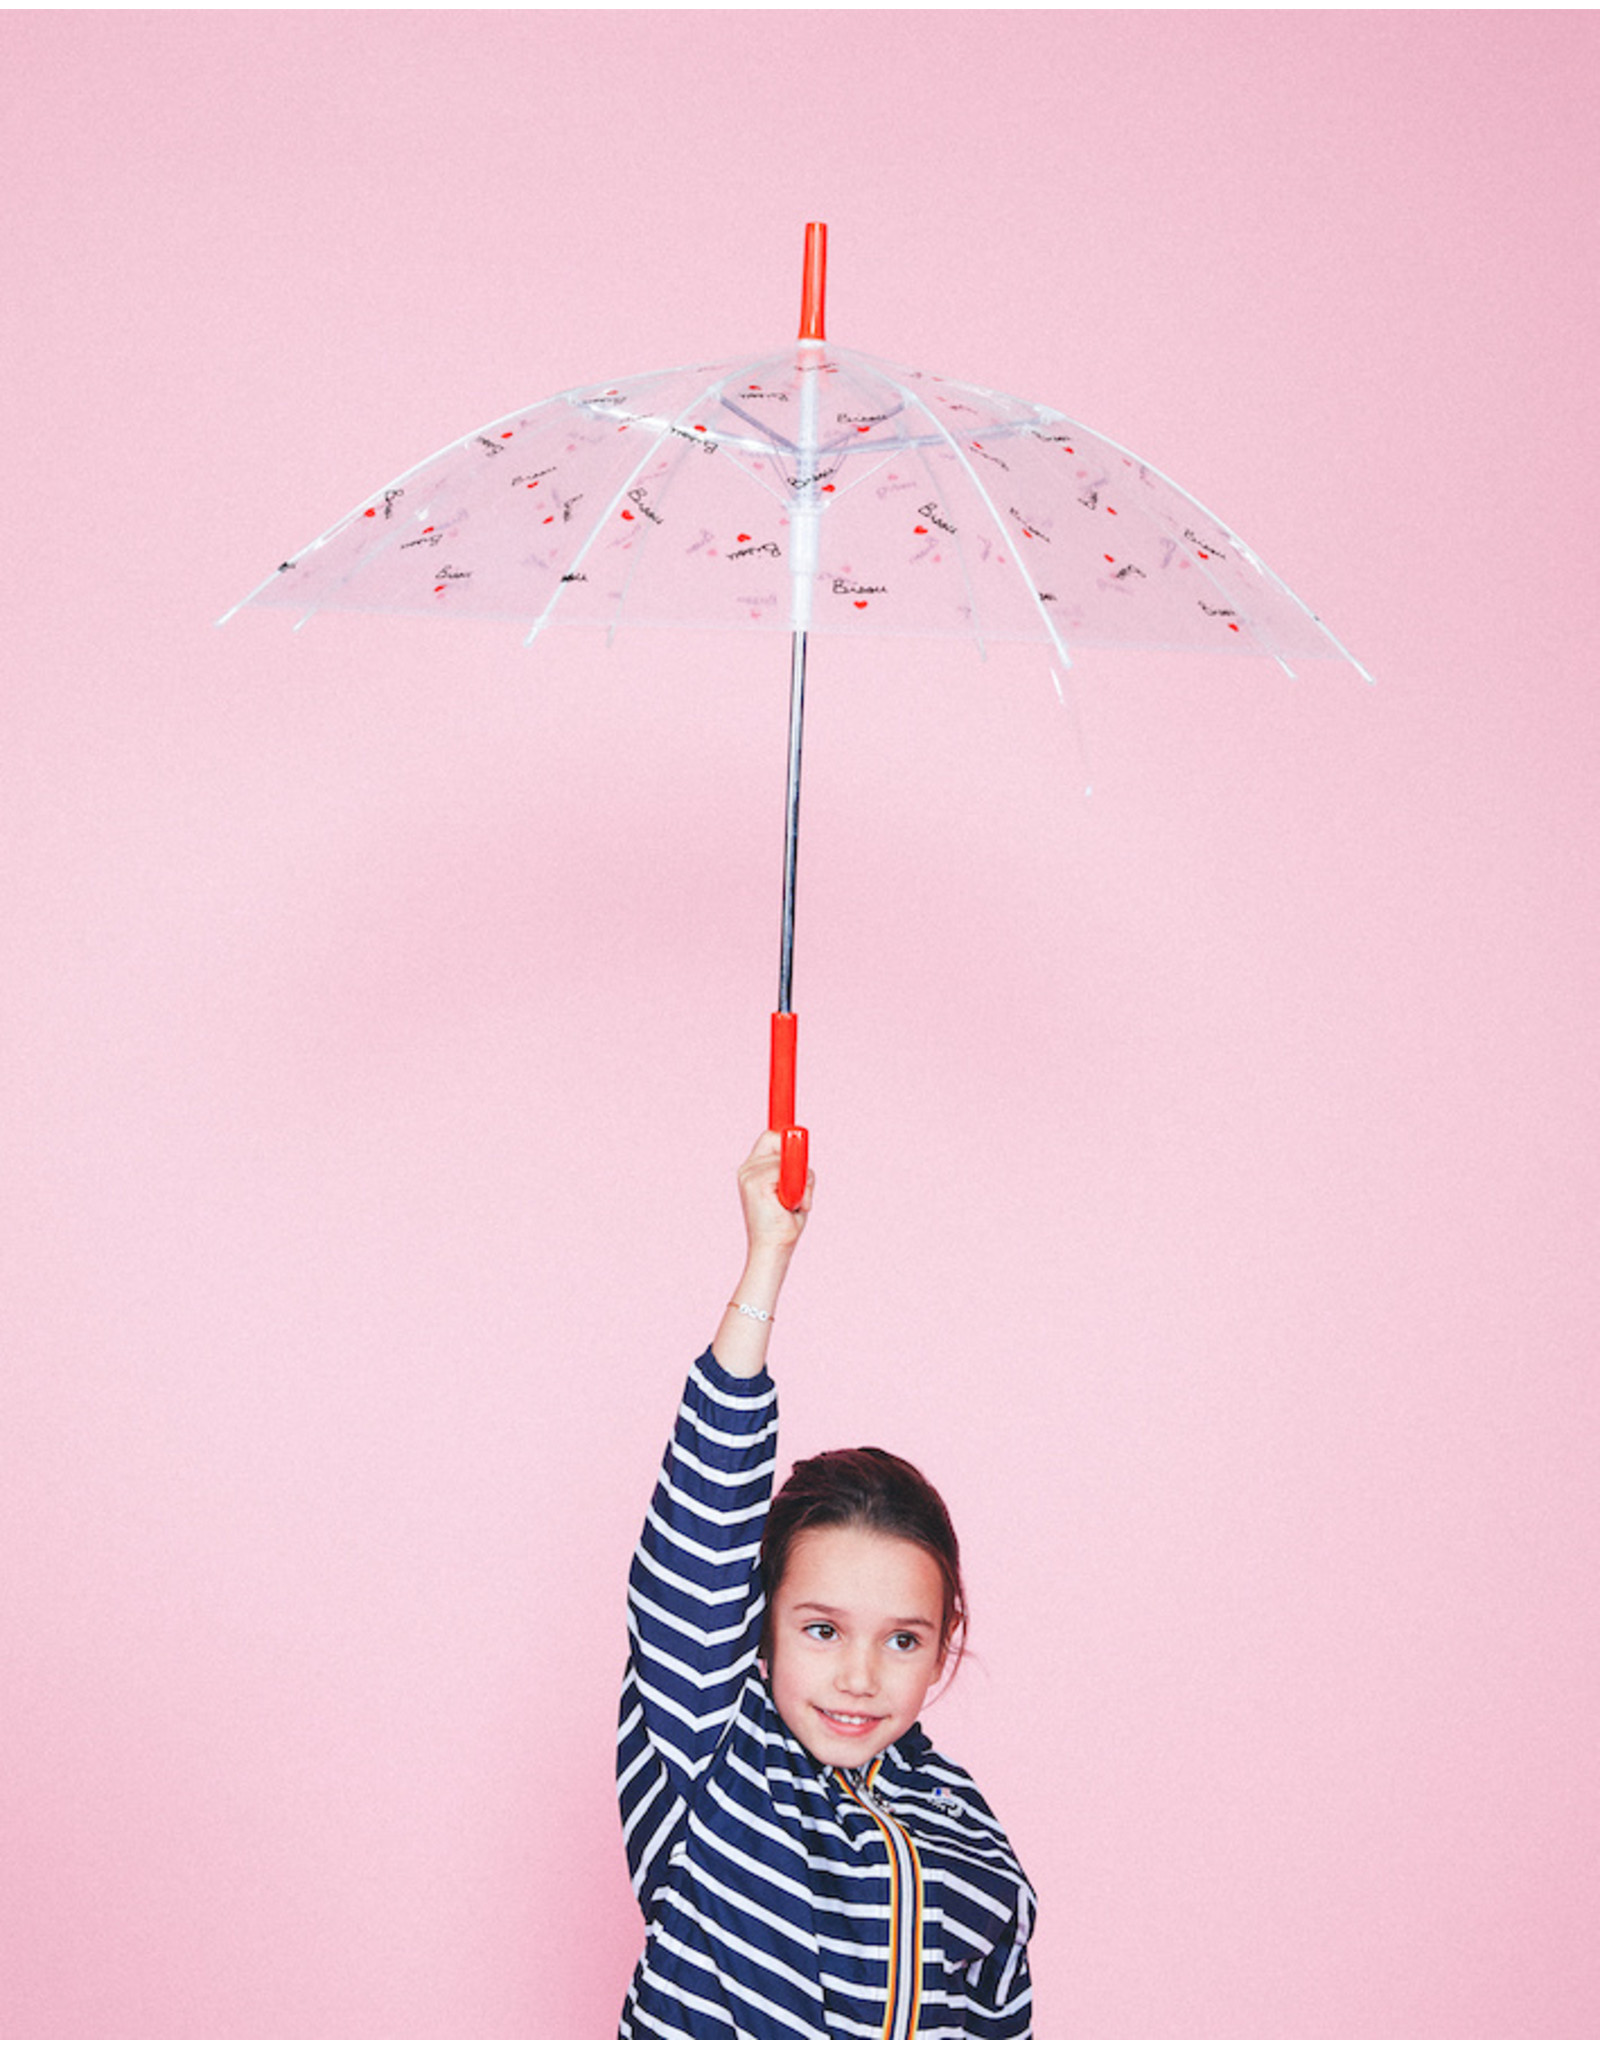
[687,1672,843,1842]
[885,1723,991,1805]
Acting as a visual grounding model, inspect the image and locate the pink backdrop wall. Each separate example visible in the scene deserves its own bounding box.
[5,10,1598,2039]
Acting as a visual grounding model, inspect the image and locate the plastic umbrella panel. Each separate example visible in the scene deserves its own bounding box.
[238,346,1363,677]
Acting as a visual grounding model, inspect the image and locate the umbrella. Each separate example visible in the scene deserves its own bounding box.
[224,223,1368,1205]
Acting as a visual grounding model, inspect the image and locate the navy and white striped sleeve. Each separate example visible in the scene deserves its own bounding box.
[964,1889,1036,2039]
[617,1347,777,1908]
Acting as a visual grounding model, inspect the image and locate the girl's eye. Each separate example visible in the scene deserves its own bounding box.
[890,1631,921,1653]
[803,1622,837,1642]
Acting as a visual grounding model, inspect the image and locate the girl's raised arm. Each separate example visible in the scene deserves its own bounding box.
[616,1134,813,1912]
[710,1130,814,1379]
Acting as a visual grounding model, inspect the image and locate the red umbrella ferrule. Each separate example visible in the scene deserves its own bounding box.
[799,222,827,342]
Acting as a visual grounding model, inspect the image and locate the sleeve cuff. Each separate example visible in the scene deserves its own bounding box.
[696,1343,775,1400]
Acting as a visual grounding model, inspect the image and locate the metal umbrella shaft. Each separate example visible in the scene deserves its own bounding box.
[777,625,807,1020]
[768,626,807,1205]
[767,226,827,1209]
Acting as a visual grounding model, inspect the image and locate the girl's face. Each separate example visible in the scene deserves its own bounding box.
[766,1523,947,1765]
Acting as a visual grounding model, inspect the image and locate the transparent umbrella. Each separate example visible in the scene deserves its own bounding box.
[224,224,1368,1204]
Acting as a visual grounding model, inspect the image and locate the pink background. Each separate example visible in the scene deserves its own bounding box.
[5,10,1598,2039]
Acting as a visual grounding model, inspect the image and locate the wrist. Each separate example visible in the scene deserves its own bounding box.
[726,1243,791,1320]
[739,1240,795,1287]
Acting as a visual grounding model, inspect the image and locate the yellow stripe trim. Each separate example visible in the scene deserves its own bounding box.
[837,1765,924,2038]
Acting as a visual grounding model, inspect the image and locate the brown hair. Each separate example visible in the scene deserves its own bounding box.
[759,1447,967,1672]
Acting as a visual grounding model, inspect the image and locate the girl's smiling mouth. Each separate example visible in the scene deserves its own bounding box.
[814,1706,884,1736]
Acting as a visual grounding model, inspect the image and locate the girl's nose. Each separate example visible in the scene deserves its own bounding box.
[839,1645,878,1696]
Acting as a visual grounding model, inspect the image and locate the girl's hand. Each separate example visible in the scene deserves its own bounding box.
[713,1134,815,1378]
[737,1130,815,1255]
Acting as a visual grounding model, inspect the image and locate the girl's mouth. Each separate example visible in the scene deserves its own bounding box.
[814,1706,883,1738]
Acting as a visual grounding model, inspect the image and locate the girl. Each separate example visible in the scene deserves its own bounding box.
[618,1134,1036,2039]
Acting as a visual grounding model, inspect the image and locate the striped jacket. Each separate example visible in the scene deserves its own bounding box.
[618,1349,1036,2039]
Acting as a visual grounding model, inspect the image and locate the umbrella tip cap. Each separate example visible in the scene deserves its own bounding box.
[799,222,828,341]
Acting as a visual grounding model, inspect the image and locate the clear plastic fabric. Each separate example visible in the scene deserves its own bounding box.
[231,344,1367,677]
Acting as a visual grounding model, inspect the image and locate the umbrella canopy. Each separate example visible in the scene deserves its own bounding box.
[230,340,1366,683]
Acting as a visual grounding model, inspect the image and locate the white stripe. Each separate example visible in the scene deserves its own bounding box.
[686,1796,818,1911]
[628,1797,686,1900]
[804,1846,896,1883]
[625,1698,698,1782]
[812,2003,877,2038]
[670,1438,778,1488]
[811,1930,893,1961]
[941,1864,1020,1916]
[642,1501,761,1569]
[990,1963,1030,2017]
[633,1672,740,1743]
[617,1735,657,1802]
[631,1548,758,1611]
[644,1928,826,2037]
[655,1473,772,1529]
[697,1770,822,1872]
[723,1747,852,1835]
[663,1868,823,1996]
[671,1411,777,1454]
[627,1623,752,1697]
[630,1584,758,1654]
[681,1860,823,1966]
[631,1951,736,2031]
[684,1360,775,1410]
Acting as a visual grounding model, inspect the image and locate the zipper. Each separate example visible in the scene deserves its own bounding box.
[838,1762,923,2039]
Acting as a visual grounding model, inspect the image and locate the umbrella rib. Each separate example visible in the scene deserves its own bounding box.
[898,431,998,663]
[523,365,753,643]
[714,352,910,466]
[861,360,1076,673]
[585,401,776,460]
[220,382,625,626]
[1023,398,1375,681]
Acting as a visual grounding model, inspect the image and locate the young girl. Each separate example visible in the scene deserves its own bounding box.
[618,1134,1036,2039]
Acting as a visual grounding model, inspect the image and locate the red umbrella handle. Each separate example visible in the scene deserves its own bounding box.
[769,1011,809,1211]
